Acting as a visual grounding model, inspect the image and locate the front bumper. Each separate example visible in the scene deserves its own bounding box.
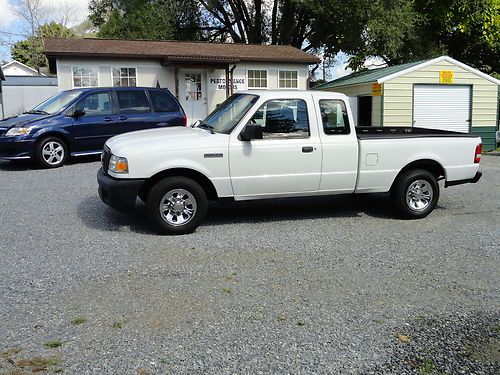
[0,137,35,160]
[97,168,145,212]
[445,171,482,187]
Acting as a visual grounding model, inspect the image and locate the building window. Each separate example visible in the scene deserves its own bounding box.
[185,73,202,101]
[248,70,267,89]
[72,66,98,87]
[278,70,298,89]
[112,67,137,87]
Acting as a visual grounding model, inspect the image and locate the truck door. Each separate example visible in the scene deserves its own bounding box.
[229,97,322,199]
[315,98,358,193]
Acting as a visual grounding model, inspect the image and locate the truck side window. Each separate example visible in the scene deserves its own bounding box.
[249,99,309,139]
[319,99,350,135]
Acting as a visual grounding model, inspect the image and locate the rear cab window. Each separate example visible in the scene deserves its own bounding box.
[116,90,151,113]
[148,90,179,112]
[319,99,350,135]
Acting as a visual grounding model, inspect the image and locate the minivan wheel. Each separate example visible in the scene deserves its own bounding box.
[35,137,68,168]
[146,176,208,235]
[391,169,439,219]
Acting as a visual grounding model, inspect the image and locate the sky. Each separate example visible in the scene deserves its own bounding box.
[0,0,364,79]
[0,0,90,61]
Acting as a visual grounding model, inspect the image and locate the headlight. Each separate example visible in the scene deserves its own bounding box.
[109,154,129,174]
[5,126,34,137]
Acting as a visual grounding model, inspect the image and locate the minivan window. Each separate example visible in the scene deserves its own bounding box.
[31,90,85,115]
[116,90,151,113]
[148,90,177,112]
[76,92,112,116]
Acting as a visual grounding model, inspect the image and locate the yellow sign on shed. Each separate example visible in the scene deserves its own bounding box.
[439,70,454,84]
[372,83,383,96]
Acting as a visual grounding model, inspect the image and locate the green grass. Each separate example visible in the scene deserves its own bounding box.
[276,316,287,322]
[16,356,61,368]
[296,321,305,327]
[417,357,436,374]
[71,316,86,325]
[112,321,124,329]
[44,340,63,348]
[221,287,232,294]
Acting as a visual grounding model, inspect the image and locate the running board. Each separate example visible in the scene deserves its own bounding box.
[71,151,102,157]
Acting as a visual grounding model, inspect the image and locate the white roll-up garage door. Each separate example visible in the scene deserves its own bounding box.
[413,85,471,133]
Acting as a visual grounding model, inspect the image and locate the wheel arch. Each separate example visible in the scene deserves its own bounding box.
[33,130,72,153]
[390,159,445,191]
[140,168,219,202]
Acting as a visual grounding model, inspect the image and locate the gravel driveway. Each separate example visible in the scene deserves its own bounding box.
[0,155,499,374]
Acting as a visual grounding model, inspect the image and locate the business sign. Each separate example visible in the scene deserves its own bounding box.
[372,83,383,96]
[439,70,454,84]
[209,75,246,91]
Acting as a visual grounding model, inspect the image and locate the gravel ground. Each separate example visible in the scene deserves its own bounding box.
[0,155,498,374]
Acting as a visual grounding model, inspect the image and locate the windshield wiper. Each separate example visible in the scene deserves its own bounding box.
[25,110,50,115]
[196,122,215,134]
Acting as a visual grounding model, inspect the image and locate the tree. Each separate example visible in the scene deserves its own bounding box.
[11,22,75,72]
[89,0,201,40]
[347,0,499,75]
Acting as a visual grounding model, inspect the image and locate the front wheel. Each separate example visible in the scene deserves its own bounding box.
[391,169,439,219]
[146,177,208,235]
[34,137,68,168]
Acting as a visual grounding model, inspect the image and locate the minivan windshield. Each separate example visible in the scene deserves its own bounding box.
[200,94,258,134]
[29,90,86,115]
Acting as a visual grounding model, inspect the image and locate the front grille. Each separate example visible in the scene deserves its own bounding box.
[102,146,111,173]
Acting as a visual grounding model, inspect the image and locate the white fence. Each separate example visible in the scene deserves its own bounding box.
[1,76,58,118]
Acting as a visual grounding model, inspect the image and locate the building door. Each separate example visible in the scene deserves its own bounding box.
[413,85,471,133]
[357,96,372,126]
[178,69,208,125]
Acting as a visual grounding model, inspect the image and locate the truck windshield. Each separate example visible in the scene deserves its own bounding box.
[201,94,258,134]
[30,90,85,115]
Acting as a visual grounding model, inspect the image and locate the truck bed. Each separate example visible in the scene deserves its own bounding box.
[356,126,478,140]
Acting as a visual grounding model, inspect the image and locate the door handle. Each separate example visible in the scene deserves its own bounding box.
[118,115,128,121]
[302,146,314,153]
[104,116,113,122]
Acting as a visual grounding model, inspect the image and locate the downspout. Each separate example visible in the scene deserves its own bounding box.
[0,81,4,119]
[225,65,230,99]
[229,64,237,95]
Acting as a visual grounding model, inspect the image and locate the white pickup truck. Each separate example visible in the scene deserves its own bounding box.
[97,91,482,235]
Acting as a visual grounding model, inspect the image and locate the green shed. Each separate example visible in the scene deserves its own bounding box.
[316,56,499,151]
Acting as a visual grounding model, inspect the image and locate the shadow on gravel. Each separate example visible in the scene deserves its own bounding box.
[0,160,34,171]
[0,155,100,171]
[78,193,397,234]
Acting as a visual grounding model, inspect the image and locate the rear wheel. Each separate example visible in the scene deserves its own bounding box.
[391,169,439,219]
[34,137,68,168]
[146,176,208,235]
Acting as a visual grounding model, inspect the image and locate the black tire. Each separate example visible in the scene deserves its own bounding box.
[391,169,439,219]
[34,136,68,168]
[146,176,208,235]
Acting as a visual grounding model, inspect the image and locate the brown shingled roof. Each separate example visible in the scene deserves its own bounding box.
[44,38,320,64]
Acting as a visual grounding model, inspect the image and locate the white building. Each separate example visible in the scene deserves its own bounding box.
[44,38,319,122]
[1,60,42,76]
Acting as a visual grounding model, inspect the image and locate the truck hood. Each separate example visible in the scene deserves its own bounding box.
[106,126,229,156]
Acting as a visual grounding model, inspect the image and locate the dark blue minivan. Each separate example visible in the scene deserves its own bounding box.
[0,87,186,168]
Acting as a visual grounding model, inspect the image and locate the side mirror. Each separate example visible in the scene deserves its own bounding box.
[72,108,85,118]
[239,124,263,141]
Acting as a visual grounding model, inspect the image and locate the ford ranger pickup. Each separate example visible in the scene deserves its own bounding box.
[97,91,482,235]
